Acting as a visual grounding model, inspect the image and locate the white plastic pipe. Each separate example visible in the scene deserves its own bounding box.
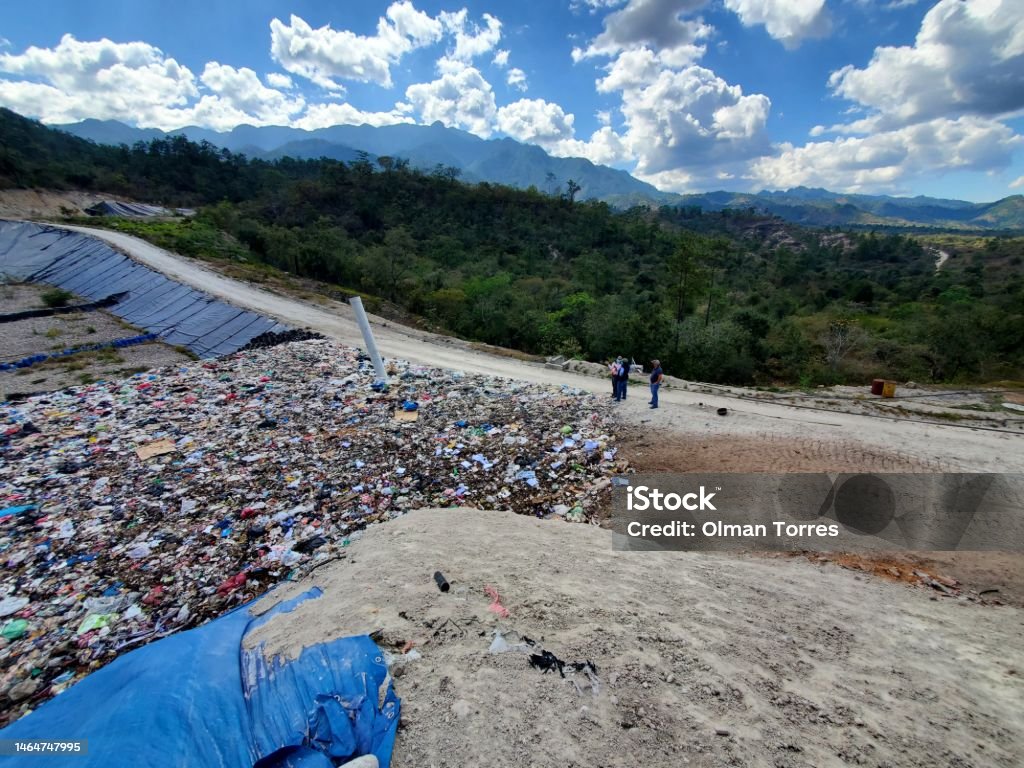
[348,296,387,383]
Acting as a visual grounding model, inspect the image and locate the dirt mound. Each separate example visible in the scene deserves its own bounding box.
[248,508,1024,768]
[0,189,113,219]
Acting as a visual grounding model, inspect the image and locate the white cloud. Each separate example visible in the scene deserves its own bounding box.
[723,0,831,49]
[196,63,305,129]
[828,0,1024,129]
[596,46,701,92]
[294,102,414,130]
[0,33,414,132]
[1010,175,1024,190]
[440,10,502,62]
[575,0,712,60]
[563,0,775,188]
[750,116,1023,192]
[619,65,771,174]
[269,3,443,90]
[494,97,634,166]
[0,34,199,127]
[631,167,694,190]
[506,67,528,91]
[266,72,294,89]
[492,49,510,68]
[404,60,497,136]
[596,109,612,126]
[554,126,634,165]
[496,98,575,146]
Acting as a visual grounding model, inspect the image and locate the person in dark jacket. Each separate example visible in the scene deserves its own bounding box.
[615,357,631,401]
[649,359,664,409]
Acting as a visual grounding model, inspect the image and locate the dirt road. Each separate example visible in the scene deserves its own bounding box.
[62,225,1024,473]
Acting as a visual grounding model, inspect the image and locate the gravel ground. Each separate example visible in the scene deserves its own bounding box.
[0,343,190,399]
[1,284,191,399]
[0,284,63,314]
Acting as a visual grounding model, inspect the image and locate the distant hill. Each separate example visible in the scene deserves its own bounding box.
[673,187,1024,231]
[260,139,373,165]
[54,118,670,206]
[51,118,1024,231]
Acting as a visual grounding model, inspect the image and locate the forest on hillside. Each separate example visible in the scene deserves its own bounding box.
[2,108,1022,385]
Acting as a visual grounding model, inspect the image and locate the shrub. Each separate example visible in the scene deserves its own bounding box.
[41,288,74,308]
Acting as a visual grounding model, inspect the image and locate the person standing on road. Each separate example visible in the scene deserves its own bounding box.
[615,357,631,401]
[649,359,663,409]
[608,358,620,399]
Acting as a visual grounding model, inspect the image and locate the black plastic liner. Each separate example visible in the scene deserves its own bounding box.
[0,221,288,357]
[0,291,127,323]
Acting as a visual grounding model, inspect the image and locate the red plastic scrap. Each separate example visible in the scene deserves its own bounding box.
[217,572,247,595]
[142,586,164,606]
[484,585,510,618]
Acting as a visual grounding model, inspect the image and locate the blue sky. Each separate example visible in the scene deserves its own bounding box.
[1,0,1022,201]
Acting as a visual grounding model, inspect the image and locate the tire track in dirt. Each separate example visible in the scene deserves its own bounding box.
[619,430,950,473]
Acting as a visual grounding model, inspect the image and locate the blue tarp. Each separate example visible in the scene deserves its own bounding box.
[0,589,400,768]
[0,221,290,358]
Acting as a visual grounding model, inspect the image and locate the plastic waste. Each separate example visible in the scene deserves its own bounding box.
[0,337,623,724]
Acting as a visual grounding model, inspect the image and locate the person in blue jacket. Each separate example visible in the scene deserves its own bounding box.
[649,359,664,409]
[615,357,631,401]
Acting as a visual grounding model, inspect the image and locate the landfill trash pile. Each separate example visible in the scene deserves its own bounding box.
[0,339,621,724]
[238,328,325,352]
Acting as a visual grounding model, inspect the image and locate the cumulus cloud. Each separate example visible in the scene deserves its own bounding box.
[0,34,199,127]
[1010,175,1024,190]
[439,10,502,62]
[564,0,773,188]
[506,67,528,91]
[266,72,294,89]
[574,0,711,60]
[554,126,634,165]
[497,98,575,146]
[492,49,510,67]
[0,33,417,132]
[723,0,831,49]
[494,98,632,166]
[596,46,701,92]
[749,116,1023,192]
[619,65,771,174]
[828,0,1024,130]
[404,59,497,136]
[294,102,414,130]
[269,3,443,90]
[196,63,305,129]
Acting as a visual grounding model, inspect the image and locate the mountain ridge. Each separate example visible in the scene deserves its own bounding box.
[53,117,1024,231]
